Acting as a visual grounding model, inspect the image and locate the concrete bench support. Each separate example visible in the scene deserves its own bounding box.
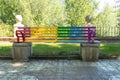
[81,43,100,61]
[12,42,32,62]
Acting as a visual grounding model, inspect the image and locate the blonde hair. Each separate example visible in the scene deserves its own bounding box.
[15,15,23,22]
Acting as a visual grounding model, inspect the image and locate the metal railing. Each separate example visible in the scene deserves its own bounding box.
[96,26,120,37]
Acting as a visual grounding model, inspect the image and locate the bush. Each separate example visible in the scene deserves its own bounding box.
[0,23,13,37]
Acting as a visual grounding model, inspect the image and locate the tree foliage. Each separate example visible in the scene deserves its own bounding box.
[117,9,120,26]
[93,5,117,36]
[65,0,98,26]
[0,0,118,37]
[0,0,20,25]
[18,0,34,26]
[30,0,67,26]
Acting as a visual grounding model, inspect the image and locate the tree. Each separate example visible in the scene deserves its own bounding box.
[0,0,20,25]
[30,0,67,26]
[117,9,120,26]
[0,0,21,36]
[65,0,98,26]
[0,0,34,36]
[18,0,34,26]
[93,4,117,36]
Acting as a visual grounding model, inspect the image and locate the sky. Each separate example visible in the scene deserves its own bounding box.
[97,0,115,12]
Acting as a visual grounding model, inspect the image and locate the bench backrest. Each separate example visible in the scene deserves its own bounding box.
[16,26,96,43]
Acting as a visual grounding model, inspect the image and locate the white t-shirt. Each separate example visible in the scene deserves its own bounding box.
[14,22,24,38]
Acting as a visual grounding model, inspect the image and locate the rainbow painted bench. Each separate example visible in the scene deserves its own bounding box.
[15,26,99,43]
[13,26,100,61]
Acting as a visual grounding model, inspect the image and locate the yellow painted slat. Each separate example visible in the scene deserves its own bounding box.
[26,26,58,42]
[25,40,57,42]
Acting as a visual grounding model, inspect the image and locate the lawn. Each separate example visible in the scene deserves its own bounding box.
[32,43,80,56]
[100,44,120,58]
[0,43,12,57]
[0,43,120,58]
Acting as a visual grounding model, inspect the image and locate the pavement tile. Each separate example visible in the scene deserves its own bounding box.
[0,59,119,80]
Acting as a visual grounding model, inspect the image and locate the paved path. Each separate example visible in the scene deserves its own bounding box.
[0,60,120,80]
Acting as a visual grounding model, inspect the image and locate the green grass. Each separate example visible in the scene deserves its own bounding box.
[32,43,80,56]
[0,43,12,56]
[100,44,120,57]
[0,43,119,58]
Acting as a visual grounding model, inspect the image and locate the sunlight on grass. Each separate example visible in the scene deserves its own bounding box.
[0,43,12,46]
[32,43,80,48]
[0,42,12,56]
[47,43,62,48]
[100,44,104,47]
[47,43,80,48]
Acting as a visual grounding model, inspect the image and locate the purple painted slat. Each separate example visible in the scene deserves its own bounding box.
[82,30,94,31]
[82,27,96,28]
[84,35,96,37]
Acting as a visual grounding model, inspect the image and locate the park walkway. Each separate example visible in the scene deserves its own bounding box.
[0,59,119,80]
